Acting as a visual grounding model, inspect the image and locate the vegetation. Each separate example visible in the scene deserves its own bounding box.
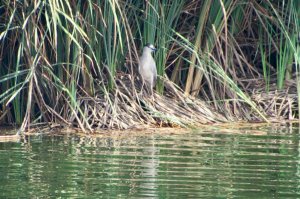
[0,0,299,133]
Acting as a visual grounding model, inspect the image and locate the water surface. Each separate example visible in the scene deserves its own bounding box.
[0,125,300,198]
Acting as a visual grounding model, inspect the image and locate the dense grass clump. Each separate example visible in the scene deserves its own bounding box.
[0,0,299,132]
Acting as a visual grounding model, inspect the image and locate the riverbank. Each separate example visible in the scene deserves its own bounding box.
[0,74,299,135]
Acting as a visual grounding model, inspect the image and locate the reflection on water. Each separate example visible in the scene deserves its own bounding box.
[0,125,300,198]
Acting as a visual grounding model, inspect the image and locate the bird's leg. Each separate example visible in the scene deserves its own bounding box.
[149,84,155,102]
[148,85,154,98]
[144,84,149,97]
[151,89,155,102]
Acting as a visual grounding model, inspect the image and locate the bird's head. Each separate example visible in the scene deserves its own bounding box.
[145,43,157,52]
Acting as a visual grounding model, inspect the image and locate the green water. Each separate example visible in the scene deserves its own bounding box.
[0,125,300,198]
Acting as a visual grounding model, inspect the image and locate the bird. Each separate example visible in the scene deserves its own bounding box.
[138,43,157,96]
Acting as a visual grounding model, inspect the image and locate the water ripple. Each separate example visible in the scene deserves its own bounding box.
[0,125,300,198]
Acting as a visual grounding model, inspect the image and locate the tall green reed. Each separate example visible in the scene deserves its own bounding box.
[1,0,299,129]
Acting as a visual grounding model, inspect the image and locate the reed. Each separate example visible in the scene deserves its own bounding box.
[0,0,299,132]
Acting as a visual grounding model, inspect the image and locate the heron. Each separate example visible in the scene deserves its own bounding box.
[138,43,157,96]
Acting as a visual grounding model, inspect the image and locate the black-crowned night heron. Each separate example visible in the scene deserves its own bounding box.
[139,43,157,95]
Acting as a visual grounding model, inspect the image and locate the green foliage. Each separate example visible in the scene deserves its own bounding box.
[0,0,299,130]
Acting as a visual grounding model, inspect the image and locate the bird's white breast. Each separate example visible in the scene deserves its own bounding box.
[139,55,155,77]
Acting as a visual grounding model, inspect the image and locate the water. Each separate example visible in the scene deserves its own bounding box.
[0,125,300,198]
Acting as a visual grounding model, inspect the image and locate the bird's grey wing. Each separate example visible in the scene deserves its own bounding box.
[151,62,157,86]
